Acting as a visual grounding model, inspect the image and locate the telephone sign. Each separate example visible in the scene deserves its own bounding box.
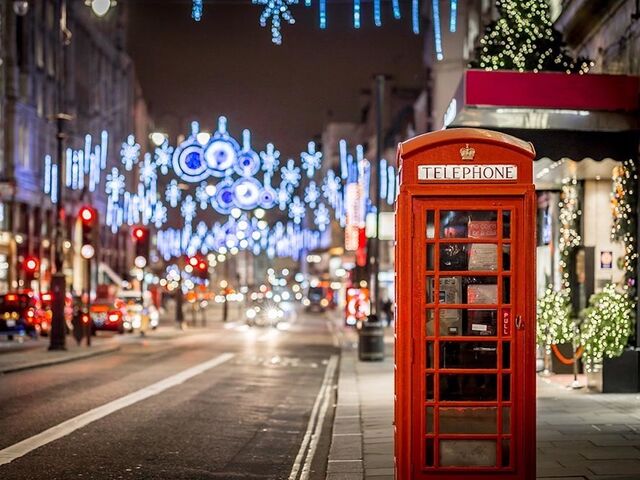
[395,128,536,479]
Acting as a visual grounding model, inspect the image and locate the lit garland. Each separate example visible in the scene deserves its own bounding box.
[469,0,593,73]
[558,177,581,290]
[611,159,638,296]
[536,286,574,348]
[192,0,422,44]
[580,284,634,369]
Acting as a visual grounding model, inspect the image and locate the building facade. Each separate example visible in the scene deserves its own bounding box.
[0,1,149,295]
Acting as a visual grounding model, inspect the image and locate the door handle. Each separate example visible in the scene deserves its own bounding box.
[515,315,524,330]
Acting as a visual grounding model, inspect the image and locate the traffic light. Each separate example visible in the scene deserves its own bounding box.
[187,255,208,280]
[78,205,97,259]
[132,226,150,265]
[23,256,39,278]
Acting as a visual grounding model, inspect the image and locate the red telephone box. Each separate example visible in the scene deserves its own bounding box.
[395,128,536,479]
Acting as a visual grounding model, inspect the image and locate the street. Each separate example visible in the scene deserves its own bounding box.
[0,308,338,480]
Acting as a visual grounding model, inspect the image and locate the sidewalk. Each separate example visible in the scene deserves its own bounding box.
[327,331,640,480]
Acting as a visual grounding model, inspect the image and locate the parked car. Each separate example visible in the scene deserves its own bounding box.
[0,292,45,339]
[90,298,128,334]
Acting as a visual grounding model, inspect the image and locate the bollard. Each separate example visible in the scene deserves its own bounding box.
[358,316,385,362]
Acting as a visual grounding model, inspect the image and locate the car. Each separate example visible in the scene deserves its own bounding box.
[118,291,159,331]
[90,299,128,334]
[305,286,329,313]
[245,298,284,327]
[0,292,45,339]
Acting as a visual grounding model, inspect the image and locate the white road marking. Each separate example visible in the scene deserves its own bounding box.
[0,352,234,467]
[289,355,338,480]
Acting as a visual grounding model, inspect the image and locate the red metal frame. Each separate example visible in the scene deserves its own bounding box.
[395,129,536,480]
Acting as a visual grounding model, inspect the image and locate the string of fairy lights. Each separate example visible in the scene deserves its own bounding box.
[558,177,581,290]
[611,159,639,294]
[536,286,573,348]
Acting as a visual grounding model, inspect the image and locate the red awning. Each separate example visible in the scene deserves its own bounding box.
[447,70,640,160]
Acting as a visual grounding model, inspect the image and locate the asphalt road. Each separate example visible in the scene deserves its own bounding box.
[0,306,339,480]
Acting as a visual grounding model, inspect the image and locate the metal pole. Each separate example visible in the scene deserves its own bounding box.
[370,74,385,319]
[49,0,71,350]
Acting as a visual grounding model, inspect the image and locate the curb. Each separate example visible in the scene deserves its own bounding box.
[0,345,121,374]
[326,321,365,480]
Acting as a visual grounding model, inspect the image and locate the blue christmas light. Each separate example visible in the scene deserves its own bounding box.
[413,0,421,34]
[392,0,401,19]
[432,0,442,59]
[192,0,203,21]
[449,0,458,32]
[319,0,326,28]
[353,0,361,28]
[374,0,382,27]
[253,0,298,45]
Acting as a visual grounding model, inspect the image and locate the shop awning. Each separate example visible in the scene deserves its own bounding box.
[446,70,640,161]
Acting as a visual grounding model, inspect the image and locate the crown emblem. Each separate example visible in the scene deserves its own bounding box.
[460,144,475,161]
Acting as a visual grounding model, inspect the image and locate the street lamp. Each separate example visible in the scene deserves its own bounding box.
[85,0,116,17]
[12,1,29,16]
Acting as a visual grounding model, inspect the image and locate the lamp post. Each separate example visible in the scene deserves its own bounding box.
[49,0,72,351]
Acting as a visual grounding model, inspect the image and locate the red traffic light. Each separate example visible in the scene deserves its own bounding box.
[132,226,147,241]
[24,256,39,273]
[197,261,207,271]
[78,205,96,224]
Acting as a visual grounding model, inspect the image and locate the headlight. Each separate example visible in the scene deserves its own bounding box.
[320,299,329,307]
[246,309,257,319]
[267,309,279,320]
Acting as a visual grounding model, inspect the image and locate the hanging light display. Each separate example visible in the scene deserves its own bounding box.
[41,116,398,261]
[191,0,423,45]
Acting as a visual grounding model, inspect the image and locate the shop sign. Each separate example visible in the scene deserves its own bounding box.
[418,164,518,181]
[600,250,613,269]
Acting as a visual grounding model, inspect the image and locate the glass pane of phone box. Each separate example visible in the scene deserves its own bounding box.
[440,211,498,239]
[440,439,497,467]
[440,374,497,401]
[439,309,498,337]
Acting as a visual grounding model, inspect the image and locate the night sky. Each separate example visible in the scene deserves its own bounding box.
[126,0,424,157]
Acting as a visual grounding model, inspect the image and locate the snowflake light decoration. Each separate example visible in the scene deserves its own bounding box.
[281,159,301,191]
[314,203,330,231]
[288,195,306,224]
[304,180,321,208]
[139,153,157,187]
[260,143,280,177]
[154,142,174,175]
[195,182,210,209]
[165,179,182,208]
[120,134,140,171]
[252,0,298,45]
[152,202,168,228]
[277,185,290,211]
[322,170,341,208]
[301,141,322,178]
[105,167,125,201]
[181,195,197,224]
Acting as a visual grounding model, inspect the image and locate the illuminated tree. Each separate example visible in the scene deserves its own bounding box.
[580,284,634,369]
[536,286,574,348]
[469,0,592,73]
